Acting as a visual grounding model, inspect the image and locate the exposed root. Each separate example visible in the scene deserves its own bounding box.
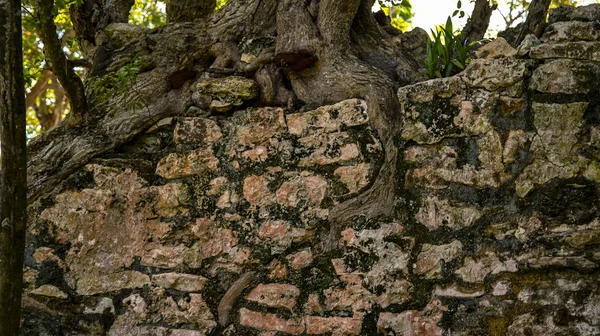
[217,271,255,326]
[286,51,402,251]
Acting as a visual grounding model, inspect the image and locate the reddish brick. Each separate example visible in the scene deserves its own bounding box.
[276,175,328,207]
[268,259,288,279]
[243,175,274,206]
[239,308,304,334]
[334,163,371,194]
[377,311,443,336]
[245,283,300,310]
[305,316,362,335]
[287,249,313,269]
[303,293,323,314]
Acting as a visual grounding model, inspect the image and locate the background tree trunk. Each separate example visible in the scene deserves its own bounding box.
[461,0,498,43]
[515,0,552,45]
[0,0,28,331]
[36,0,86,119]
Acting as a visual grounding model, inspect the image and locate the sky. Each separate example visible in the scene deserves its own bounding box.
[374,0,600,34]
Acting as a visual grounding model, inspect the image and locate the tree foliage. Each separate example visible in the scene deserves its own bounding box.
[22,0,169,137]
[22,0,80,136]
[377,0,414,30]
[129,0,166,28]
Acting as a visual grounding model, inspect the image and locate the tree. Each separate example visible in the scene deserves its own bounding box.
[21,0,167,137]
[0,0,28,332]
[22,0,84,135]
[499,0,579,29]
[461,0,498,43]
[24,0,555,249]
[375,0,415,32]
[26,0,427,233]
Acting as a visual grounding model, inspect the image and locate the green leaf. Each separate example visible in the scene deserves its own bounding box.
[451,59,465,69]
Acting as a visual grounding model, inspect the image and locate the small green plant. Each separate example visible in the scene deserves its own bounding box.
[87,57,143,102]
[420,16,473,79]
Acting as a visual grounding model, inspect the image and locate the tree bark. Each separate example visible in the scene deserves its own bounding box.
[0,0,28,331]
[461,0,497,43]
[515,0,551,45]
[167,0,215,22]
[275,0,319,70]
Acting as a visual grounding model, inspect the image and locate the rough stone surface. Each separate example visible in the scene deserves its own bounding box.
[530,41,600,61]
[156,148,219,179]
[245,283,300,310]
[517,34,541,57]
[23,8,600,335]
[173,118,222,144]
[530,59,600,94]
[475,37,517,59]
[415,240,463,278]
[239,308,304,335]
[541,21,600,43]
[195,76,259,112]
[150,273,207,292]
[461,57,530,91]
[515,102,589,196]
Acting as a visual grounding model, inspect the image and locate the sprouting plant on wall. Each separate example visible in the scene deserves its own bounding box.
[420,16,473,79]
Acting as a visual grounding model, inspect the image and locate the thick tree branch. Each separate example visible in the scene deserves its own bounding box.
[210,0,278,42]
[67,59,92,69]
[275,0,320,70]
[36,0,86,118]
[167,0,215,22]
[69,0,133,61]
[105,0,135,22]
[351,0,422,85]
[318,0,362,49]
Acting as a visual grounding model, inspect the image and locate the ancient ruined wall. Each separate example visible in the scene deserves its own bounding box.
[22,5,600,335]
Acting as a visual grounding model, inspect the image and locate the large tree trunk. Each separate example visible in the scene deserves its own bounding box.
[0,0,28,331]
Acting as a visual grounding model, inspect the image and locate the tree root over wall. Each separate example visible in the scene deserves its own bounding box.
[27,0,421,251]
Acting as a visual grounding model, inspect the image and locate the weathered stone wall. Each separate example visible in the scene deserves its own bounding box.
[22,5,600,335]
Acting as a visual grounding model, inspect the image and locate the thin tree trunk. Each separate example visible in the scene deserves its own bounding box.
[515,0,551,45]
[461,0,497,43]
[36,0,86,119]
[0,0,28,331]
[25,69,51,110]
